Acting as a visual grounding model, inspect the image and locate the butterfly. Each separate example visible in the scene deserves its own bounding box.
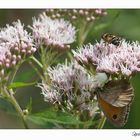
[95,79,134,127]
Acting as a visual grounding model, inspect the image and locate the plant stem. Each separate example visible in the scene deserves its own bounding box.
[1,59,29,128]
[67,51,74,61]
[97,115,106,129]
[7,89,29,128]
[78,20,95,47]
[82,22,94,43]
[78,20,87,46]
[30,56,43,69]
[7,63,21,86]
[28,61,44,80]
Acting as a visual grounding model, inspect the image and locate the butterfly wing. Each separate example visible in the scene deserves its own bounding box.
[97,93,130,127]
[98,79,134,107]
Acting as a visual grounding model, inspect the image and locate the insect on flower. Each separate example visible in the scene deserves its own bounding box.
[102,33,122,46]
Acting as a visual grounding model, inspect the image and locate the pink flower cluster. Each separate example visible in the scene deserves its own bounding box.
[45,9,107,22]
[30,13,76,49]
[73,40,140,76]
[0,20,36,78]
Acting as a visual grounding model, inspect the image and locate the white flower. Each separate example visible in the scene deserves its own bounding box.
[47,62,97,97]
[38,83,61,103]
[30,13,76,49]
[73,40,140,76]
[38,62,105,110]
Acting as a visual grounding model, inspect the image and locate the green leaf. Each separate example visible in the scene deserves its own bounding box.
[9,81,37,88]
[14,64,37,82]
[27,108,83,127]
[0,96,16,114]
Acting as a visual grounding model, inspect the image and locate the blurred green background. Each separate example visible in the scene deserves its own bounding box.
[0,9,140,129]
